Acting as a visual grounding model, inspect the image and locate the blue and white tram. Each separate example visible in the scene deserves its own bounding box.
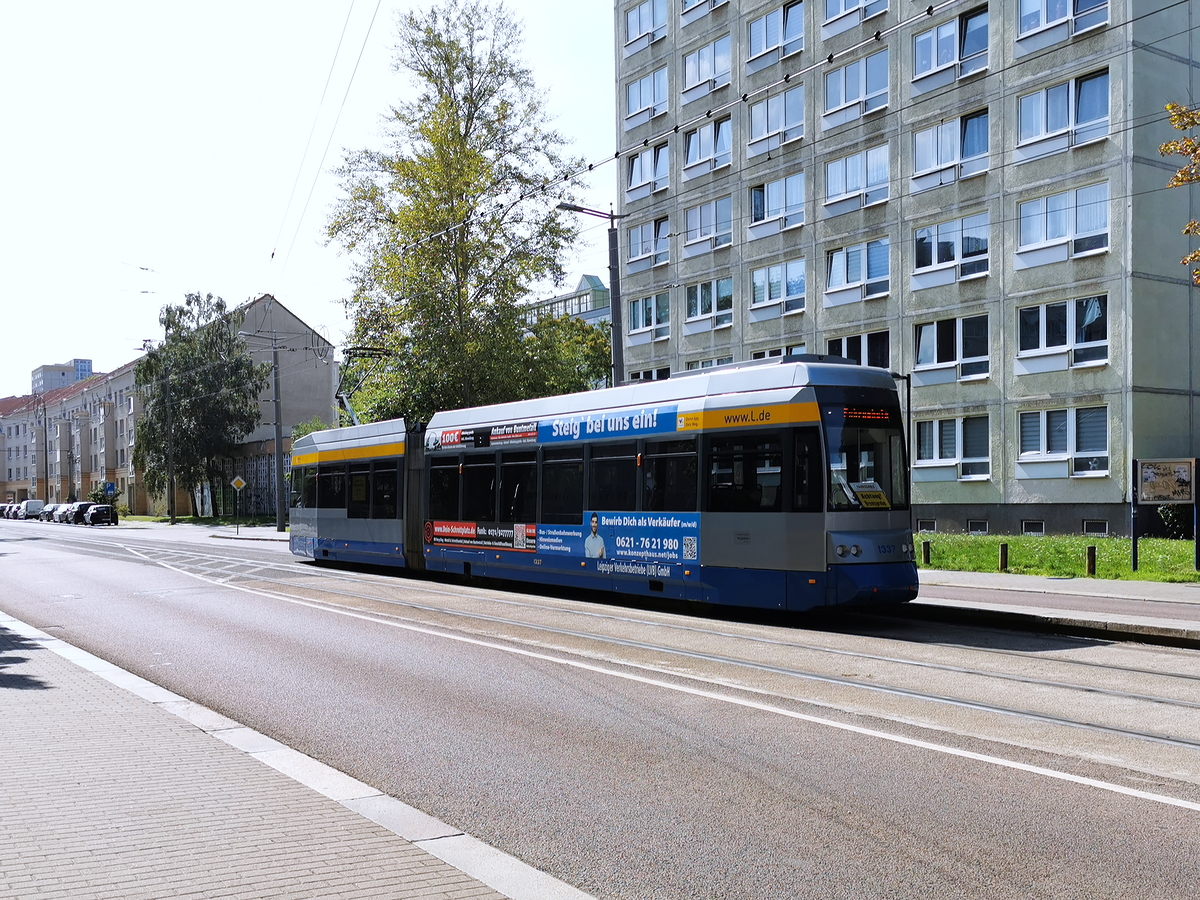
[289,358,919,611]
[289,420,412,566]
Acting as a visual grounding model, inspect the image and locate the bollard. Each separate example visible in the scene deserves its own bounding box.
[921,540,931,566]
[999,542,1008,572]
[1086,545,1096,577]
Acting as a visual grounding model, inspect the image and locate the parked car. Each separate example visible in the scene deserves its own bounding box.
[68,502,95,524]
[53,503,75,523]
[83,504,118,526]
[39,503,60,521]
[18,500,45,520]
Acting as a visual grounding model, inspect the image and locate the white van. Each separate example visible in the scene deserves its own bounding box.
[18,500,45,520]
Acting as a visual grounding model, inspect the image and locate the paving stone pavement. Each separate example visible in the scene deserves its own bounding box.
[0,622,516,900]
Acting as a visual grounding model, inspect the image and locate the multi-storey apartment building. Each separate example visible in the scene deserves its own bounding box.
[0,294,337,517]
[614,0,1199,534]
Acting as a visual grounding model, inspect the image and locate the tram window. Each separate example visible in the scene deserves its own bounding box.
[542,450,584,524]
[793,428,823,512]
[291,466,311,508]
[301,466,317,508]
[824,408,908,510]
[589,442,637,512]
[372,461,399,519]
[462,456,497,522]
[317,464,347,509]
[429,457,459,520]
[499,452,537,523]
[643,439,697,512]
[706,434,783,513]
[348,463,371,519]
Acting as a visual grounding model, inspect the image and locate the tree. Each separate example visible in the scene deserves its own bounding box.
[132,293,271,515]
[291,414,333,442]
[327,0,603,424]
[1160,103,1200,283]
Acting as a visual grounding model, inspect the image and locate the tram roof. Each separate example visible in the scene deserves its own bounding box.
[291,417,408,455]
[428,357,896,430]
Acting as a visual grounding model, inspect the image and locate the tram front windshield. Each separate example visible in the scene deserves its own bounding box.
[822,401,908,511]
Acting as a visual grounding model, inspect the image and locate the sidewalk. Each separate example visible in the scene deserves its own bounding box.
[915,569,1200,646]
[0,611,593,900]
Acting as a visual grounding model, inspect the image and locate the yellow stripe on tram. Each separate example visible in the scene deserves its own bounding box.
[291,441,406,467]
[676,401,819,432]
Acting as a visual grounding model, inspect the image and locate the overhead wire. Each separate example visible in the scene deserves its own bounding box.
[269,0,361,264]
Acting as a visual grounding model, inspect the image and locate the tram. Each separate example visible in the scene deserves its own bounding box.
[289,358,919,611]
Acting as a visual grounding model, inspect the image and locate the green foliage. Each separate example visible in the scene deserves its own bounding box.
[328,0,596,424]
[132,293,272,501]
[86,484,123,507]
[1159,103,1200,284]
[292,414,332,442]
[917,533,1200,582]
[1157,504,1194,540]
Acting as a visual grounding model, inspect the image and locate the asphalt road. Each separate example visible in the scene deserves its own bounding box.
[3,519,1200,899]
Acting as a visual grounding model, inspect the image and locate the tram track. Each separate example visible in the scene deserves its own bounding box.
[51,531,1199,772]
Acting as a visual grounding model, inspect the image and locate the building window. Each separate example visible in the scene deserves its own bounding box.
[968,519,989,534]
[826,238,889,299]
[913,8,988,81]
[1018,406,1108,475]
[684,197,732,251]
[825,143,888,210]
[1022,520,1046,536]
[912,110,989,190]
[1018,183,1108,263]
[627,143,669,194]
[823,48,888,126]
[628,216,670,268]
[685,277,734,326]
[1017,70,1109,156]
[751,257,806,313]
[1083,519,1108,535]
[914,212,989,280]
[686,356,734,370]
[683,35,731,95]
[749,172,804,230]
[630,367,673,381]
[1018,295,1108,366]
[625,0,667,50]
[683,117,732,177]
[625,66,668,126]
[824,0,888,35]
[1019,0,1108,37]
[916,518,936,532]
[752,348,785,360]
[916,415,990,478]
[629,292,670,339]
[915,315,989,378]
[748,3,804,60]
[748,84,803,156]
[827,330,889,369]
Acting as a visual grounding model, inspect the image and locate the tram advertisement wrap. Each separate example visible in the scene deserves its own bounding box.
[427,521,537,551]
[428,514,701,566]
[536,511,700,565]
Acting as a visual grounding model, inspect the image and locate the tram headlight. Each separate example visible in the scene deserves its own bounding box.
[849,544,861,557]
[835,544,847,557]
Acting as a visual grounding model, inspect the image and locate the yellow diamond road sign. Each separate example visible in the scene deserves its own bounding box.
[230,476,247,491]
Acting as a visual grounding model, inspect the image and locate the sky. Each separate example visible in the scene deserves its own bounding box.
[0,1,617,397]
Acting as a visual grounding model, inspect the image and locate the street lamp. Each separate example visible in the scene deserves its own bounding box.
[557,202,628,386]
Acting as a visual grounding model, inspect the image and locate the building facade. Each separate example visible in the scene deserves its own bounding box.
[0,294,337,518]
[522,274,612,328]
[614,0,1200,535]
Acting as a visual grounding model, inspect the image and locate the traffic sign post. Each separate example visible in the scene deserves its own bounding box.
[230,476,247,535]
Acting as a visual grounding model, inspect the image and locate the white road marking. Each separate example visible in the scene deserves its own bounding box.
[124,545,1200,814]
